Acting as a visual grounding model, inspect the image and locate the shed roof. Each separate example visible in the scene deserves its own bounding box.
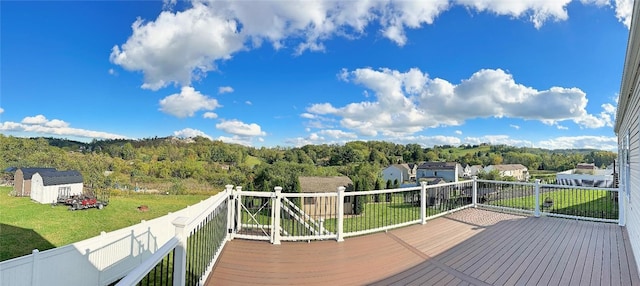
[19,168,57,179]
[417,162,459,170]
[298,176,353,193]
[488,164,528,171]
[38,170,83,186]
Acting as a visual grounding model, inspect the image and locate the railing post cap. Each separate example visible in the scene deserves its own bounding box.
[274,186,282,193]
[172,216,189,228]
[235,186,242,191]
[338,186,346,192]
[32,249,39,254]
[420,181,428,186]
[225,184,234,191]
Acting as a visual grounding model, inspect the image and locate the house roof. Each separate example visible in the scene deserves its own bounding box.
[390,164,411,171]
[424,177,446,185]
[18,168,57,179]
[576,163,596,170]
[298,176,353,193]
[38,170,83,186]
[417,162,459,170]
[487,164,527,171]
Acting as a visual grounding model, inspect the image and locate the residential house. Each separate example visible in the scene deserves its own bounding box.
[463,164,484,178]
[556,165,614,188]
[381,163,417,185]
[30,170,83,204]
[615,0,640,273]
[483,164,529,181]
[298,176,354,217]
[13,167,56,197]
[416,162,462,183]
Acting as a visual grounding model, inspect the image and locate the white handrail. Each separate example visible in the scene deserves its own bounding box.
[115,237,180,286]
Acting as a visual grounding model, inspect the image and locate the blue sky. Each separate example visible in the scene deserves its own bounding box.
[0,0,634,151]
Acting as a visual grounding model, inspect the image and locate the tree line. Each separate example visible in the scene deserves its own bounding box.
[0,135,617,194]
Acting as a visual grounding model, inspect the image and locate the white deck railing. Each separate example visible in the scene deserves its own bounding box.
[1,178,622,286]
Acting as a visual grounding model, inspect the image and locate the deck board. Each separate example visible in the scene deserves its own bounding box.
[206,208,640,286]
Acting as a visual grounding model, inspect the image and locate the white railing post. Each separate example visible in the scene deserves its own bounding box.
[235,186,242,234]
[337,186,345,242]
[272,187,282,245]
[319,218,325,235]
[534,179,541,217]
[421,182,427,225]
[225,185,234,239]
[472,176,478,208]
[619,187,626,226]
[31,249,40,286]
[172,217,189,286]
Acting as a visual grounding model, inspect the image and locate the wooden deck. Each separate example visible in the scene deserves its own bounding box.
[206,208,640,286]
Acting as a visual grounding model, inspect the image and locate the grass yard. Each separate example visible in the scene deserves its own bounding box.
[490,189,618,219]
[0,186,209,261]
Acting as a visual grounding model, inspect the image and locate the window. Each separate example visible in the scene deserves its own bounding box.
[58,186,71,197]
[304,197,316,205]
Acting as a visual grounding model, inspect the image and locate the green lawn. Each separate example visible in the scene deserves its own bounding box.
[489,189,618,219]
[0,186,209,261]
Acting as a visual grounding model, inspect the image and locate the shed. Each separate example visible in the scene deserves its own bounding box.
[30,170,84,204]
[298,176,354,217]
[13,168,57,197]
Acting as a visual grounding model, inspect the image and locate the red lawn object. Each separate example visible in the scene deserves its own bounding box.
[54,194,108,211]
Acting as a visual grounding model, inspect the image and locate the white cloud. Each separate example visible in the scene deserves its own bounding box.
[218,86,234,94]
[113,0,605,90]
[581,0,633,28]
[203,112,218,119]
[163,0,177,11]
[245,101,252,105]
[110,3,244,90]
[1,115,127,140]
[538,135,617,150]
[0,107,3,114]
[455,130,463,135]
[557,125,569,130]
[159,86,221,118]
[22,115,48,125]
[285,133,327,147]
[614,0,634,28]
[307,103,339,114]
[45,119,70,128]
[455,0,572,29]
[108,68,118,76]
[216,135,260,146]
[300,113,317,119]
[318,129,358,139]
[307,67,614,137]
[510,124,520,130]
[173,128,212,140]
[391,135,462,147]
[464,135,534,147]
[216,119,266,136]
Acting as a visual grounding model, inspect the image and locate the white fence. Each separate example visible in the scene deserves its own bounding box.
[0,179,623,286]
[0,192,227,286]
